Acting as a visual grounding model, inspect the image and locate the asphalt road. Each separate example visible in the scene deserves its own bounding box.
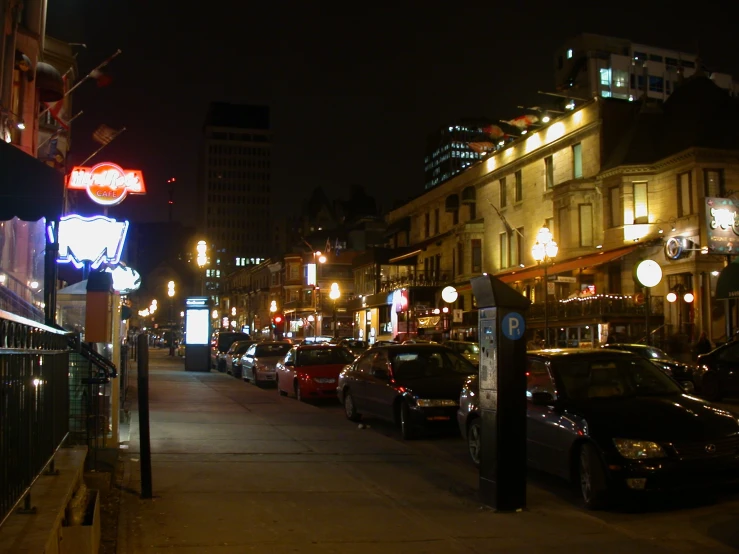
[229,372,739,551]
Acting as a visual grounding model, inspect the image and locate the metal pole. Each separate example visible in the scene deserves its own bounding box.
[645,287,651,346]
[137,333,153,499]
[333,301,337,338]
[543,262,549,348]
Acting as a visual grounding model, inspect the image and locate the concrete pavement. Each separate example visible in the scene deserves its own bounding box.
[115,348,739,553]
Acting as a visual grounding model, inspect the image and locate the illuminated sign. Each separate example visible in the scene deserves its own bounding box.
[106,265,141,294]
[634,259,662,288]
[706,197,739,253]
[54,214,129,269]
[68,162,146,206]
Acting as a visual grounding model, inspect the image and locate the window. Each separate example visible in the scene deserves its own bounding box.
[515,170,522,202]
[452,209,459,225]
[567,48,573,59]
[704,169,723,197]
[678,172,692,217]
[471,239,482,273]
[499,177,507,208]
[511,228,524,267]
[526,359,557,398]
[424,213,430,238]
[649,54,663,63]
[499,232,509,268]
[572,143,583,179]
[609,186,621,227]
[457,243,464,277]
[545,157,554,189]
[579,204,593,247]
[434,208,440,235]
[557,208,567,242]
[613,70,628,88]
[599,68,611,86]
[634,51,648,61]
[649,75,664,92]
[633,181,648,224]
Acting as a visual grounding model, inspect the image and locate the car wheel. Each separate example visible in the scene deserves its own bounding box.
[399,401,416,440]
[579,443,609,510]
[467,418,481,468]
[702,373,722,401]
[343,390,361,422]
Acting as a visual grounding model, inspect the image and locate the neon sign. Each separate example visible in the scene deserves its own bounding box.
[706,198,739,253]
[68,162,146,206]
[53,214,129,269]
[106,265,141,294]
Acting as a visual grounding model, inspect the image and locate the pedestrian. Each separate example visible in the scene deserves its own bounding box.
[694,331,712,359]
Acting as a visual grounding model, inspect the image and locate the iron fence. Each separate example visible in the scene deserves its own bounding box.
[0,310,70,529]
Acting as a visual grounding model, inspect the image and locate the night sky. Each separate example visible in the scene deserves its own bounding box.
[46,3,738,225]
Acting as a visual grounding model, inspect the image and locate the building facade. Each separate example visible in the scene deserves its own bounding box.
[555,33,738,103]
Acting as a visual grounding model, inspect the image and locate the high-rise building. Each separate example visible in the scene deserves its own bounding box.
[197,102,272,272]
[555,33,738,102]
[423,119,495,190]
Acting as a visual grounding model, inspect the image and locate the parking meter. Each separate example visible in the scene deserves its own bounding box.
[471,275,530,511]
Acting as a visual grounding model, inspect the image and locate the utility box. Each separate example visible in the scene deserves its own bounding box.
[85,272,113,343]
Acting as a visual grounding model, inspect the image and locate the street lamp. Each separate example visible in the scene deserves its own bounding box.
[329,282,341,338]
[167,281,176,355]
[531,225,558,348]
[196,240,207,296]
[270,300,277,339]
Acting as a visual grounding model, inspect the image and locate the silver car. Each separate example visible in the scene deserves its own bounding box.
[241,341,293,385]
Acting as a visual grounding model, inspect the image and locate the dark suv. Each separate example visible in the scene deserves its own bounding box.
[210,332,251,371]
[696,337,739,400]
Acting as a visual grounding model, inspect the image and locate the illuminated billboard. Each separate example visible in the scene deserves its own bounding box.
[54,214,129,269]
[705,197,739,253]
[68,162,146,206]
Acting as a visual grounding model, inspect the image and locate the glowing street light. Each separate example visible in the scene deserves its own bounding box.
[329,282,341,338]
[196,240,207,295]
[532,225,558,347]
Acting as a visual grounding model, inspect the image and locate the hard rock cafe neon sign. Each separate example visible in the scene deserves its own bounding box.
[68,162,146,206]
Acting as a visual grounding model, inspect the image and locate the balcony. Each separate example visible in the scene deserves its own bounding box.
[528,293,664,322]
[379,270,452,293]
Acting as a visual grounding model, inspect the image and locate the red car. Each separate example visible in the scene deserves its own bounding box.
[276,344,356,401]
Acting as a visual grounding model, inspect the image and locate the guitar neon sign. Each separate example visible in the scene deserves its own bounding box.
[68,162,146,206]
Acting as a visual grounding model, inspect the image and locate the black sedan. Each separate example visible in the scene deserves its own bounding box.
[457,349,739,509]
[602,343,697,390]
[337,344,477,439]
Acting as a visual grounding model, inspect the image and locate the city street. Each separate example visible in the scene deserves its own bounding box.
[116,349,739,553]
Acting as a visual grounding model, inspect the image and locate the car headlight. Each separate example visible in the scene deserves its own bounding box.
[613,438,666,459]
[415,399,458,408]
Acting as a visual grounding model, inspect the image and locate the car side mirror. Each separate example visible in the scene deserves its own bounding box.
[530,391,555,405]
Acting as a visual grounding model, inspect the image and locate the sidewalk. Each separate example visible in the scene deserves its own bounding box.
[115,349,729,553]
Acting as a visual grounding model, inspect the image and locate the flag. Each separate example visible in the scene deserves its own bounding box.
[89,68,113,87]
[93,124,118,145]
[489,201,524,238]
[43,74,69,129]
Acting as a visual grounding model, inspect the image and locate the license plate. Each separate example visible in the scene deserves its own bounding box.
[264,375,275,380]
[314,378,336,384]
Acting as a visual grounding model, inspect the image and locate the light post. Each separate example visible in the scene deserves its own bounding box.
[313,251,326,335]
[329,282,341,338]
[532,225,558,348]
[270,300,277,339]
[167,280,175,355]
[307,314,315,339]
[196,240,207,296]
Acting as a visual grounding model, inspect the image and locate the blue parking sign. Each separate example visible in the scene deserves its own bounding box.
[502,312,525,340]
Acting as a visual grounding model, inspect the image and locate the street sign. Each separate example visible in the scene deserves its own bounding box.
[502,312,525,340]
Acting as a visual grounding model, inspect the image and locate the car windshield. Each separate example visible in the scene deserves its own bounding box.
[255,343,292,357]
[448,342,480,355]
[390,350,477,379]
[297,347,355,366]
[553,356,683,399]
[234,342,253,354]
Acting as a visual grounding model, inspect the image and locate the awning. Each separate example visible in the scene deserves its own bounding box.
[715,261,739,300]
[497,245,638,284]
[0,141,64,221]
[35,62,64,103]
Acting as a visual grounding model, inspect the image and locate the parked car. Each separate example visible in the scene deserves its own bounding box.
[276,344,356,401]
[696,336,739,400]
[601,343,697,390]
[443,340,480,367]
[210,331,250,371]
[457,349,739,509]
[225,340,258,378]
[241,341,293,385]
[332,338,369,358]
[337,344,477,439]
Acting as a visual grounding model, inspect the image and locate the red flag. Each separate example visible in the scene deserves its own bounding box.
[90,68,113,87]
[43,74,69,129]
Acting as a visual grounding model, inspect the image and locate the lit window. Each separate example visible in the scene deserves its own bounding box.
[633,181,648,224]
[599,68,611,86]
[601,90,612,98]
[567,48,573,59]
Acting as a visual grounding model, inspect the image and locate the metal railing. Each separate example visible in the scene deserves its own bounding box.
[0,309,70,529]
